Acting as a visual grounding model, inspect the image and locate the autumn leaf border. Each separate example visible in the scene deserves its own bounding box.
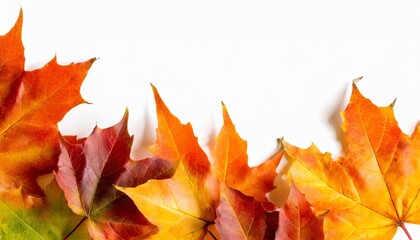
[1,9,419,240]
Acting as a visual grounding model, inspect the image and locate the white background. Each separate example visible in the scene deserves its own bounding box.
[1,1,420,238]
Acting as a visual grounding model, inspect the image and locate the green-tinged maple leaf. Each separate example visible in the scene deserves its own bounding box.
[55,111,174,240]
[0,178,88,239]
[0,10,95,197]
[212,103,282,203]
[276,182,324,240]
[283,82,420,239]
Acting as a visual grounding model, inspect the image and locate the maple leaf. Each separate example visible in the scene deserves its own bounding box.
[276,182,324,240]
[55,111,173,240]
[215,184,274,240]
[0,10,95,197]
[283,82,420,239]
[0,178,89,239]
[116,86,219,239]
[212,103,282,202]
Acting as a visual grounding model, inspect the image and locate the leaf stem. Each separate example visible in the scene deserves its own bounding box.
[400,222,413,240]
[64,216,87,240]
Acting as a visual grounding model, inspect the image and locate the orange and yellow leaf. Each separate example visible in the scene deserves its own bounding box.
[283,83,420,239]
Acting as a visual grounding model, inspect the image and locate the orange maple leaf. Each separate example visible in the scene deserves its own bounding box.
[0,10,95,197]
[283,82,420,239]
[212,103,282,202]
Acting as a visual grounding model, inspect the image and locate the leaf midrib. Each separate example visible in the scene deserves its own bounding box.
[354,98,401,221]
[86,124,125,215]
[294,155,394,225]
[132,190,210,224]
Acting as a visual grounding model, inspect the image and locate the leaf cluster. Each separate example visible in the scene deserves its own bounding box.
[1,10,420,240]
